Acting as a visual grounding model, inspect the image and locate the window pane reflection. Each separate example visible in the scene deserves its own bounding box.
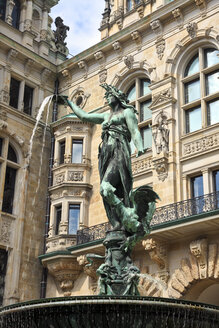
[127,84,136,102]
[206,71,219,95]
[213,170,219,192]
[140,100,152,121]
[186,107,201,133]
[140,79,151,97]
[72,139,83,163]
[141,126,152,149]
[204,49,219,68]
[185,55,199,77]
[191,175,203,197]
[207,99,219,125]
[2,166,16,214]
[68,204,80,234]
[185,79,200,103]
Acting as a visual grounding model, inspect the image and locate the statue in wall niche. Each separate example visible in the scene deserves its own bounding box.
[153,111,169,155]
[53,16,69,46]
[61,84,159,296]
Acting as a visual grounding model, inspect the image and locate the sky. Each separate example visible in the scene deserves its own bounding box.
[50,0,105,57]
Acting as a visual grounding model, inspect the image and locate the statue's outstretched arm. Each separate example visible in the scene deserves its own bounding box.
[125,108,144,156]
[66,99,106,124]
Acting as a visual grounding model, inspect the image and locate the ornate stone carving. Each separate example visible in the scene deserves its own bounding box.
[136,4,144,19]
[0,86,10,104]
[94,51,105,61]
[156,39,165,60]
[0,218,12,244]
[7,49,18,66]
[64,154,71,164]
[132,157,152,175]
[40,29,48,41]
[172,8,182,18]
[190,239,208,279]
[41,68,52,86]
[183,132,219,157]
[150,88,175,109]
[112,41,123,60]
[143,239,167,270]
[78,60,88,78]
[153,111,169,155]
[46,257,82,296]
[68,171,83,182]
[124,55,134,69]
[77,254,103,281]
[153,156,168,181]
[194,0,206,11]
[150,19,162,34]
[24,19,32,32]
[25,59,34,76]
[0,109,7,122]
[99,69,107,84]
[131,31,142,50]
[186,22,197,38]
[70,87,90,109]
[55,173,65,185]
[53,17,69,47]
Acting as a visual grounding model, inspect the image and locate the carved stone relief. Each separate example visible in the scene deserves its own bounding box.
[124,55,134,69]
[132,157,152,176]
[68,171,84,182]
[55,173,65,185]
[190,238,208,279]
[156,39,165,60]
[78,60,88,78]
[0,217,12,245]
[131,31,142,50]
[143,239,168,271]
[70,87,90,109]
[150,88,175,109]
[186,22,197,39]
[99,69,107,84]
[153,156,168,182]
[183,132,219,157]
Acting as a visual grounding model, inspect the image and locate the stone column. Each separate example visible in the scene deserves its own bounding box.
[202,168,210,194]
[19,0,27,31]
[40,6,48,41]
[24,0,33,31]
[18,80,25,111]
[6,0,15,25]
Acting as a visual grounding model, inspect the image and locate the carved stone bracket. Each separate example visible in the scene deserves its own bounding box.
[94,51,105,70]
[99,69,107,84]
[77,254,104,294]
[7,49,18,67]
[190,238,208,279]
[131,31,142,50]
[135,2,145,19]
[142,238,168,270]
[112,41,123,60]
[153,155,168,182]
[150,19,162,36]
[61,69,72,88]
[194,0,207,15]
[78,60,88,78]
[172,8,183,27]
[45,257,82,296]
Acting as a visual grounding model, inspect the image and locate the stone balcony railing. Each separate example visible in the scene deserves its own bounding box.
[76,191,219,245]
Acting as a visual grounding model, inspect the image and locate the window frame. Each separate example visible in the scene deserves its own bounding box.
[126,76,152,151]
[181,47,219,135]
[71,138,83,164]
[68,203,80,235]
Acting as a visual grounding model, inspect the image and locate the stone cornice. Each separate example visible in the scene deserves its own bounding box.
[57,0,198,73]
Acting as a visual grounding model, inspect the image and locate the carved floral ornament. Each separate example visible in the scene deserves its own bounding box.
[156,38,165,60]
[70,87,90,109]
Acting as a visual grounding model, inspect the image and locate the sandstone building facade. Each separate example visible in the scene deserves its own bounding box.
[0,0,219,307]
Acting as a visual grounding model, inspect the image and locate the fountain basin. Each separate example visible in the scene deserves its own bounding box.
[0,296,218,328]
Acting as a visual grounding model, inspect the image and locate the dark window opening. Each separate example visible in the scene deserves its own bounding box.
[12,0,20,29]
[0,249,8,306]
[191,175,204,214]
[7,144,17,163]
[9,77,20,109]
[55,206,62,235]
[0,0,6,21]
[68,204,80,234]
[76,96,83,106]
[2,166,16,214]
[23,85,33,115]
[72,139,83,163]
[59,140,65,164]
[213,170,219,192]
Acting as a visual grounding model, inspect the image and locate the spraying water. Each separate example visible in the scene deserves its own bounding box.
[27,95,53,164]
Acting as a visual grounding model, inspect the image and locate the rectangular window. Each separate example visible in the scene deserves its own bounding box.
[2,166,16,214]
[0,0,6,21]
[23,85,33,115]
[141,126,152,150]
[72,139,83,163]
[191,175,204,214]
[206,71,219,95]
[140,100,152,122]
[185,79,200,103]
[207,99,219,125]
[185,106,202,133]
[0,249,8,306]
[68,204,80,234]
[213,170,219,192]
[9,77,20,109]
[55,205,62,235]
[59,140,65,164]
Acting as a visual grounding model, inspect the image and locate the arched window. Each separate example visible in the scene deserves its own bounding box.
[126,77,152,152]
[0,0,6,21]
[182,47,219,134]
[11,0,20,29]
[0,137,20,214]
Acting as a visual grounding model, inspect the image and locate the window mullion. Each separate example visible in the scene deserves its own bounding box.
[18,80,25,111]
